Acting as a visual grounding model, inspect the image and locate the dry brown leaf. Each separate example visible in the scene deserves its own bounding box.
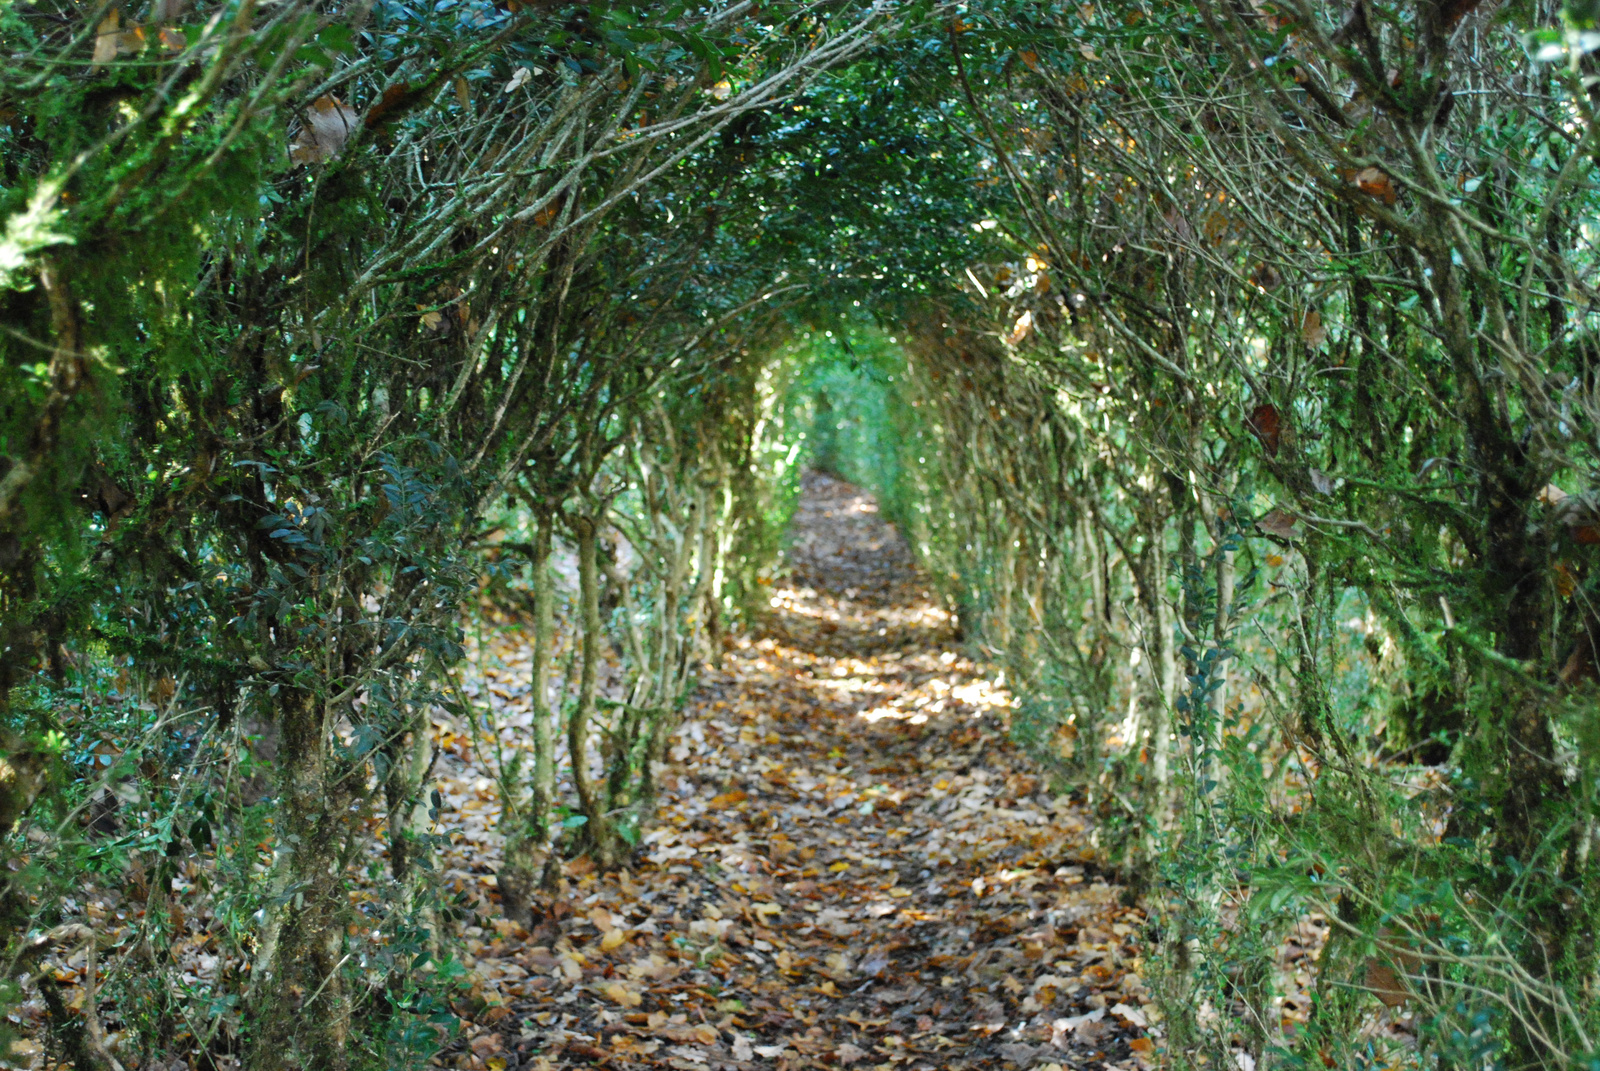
[1257,510,1302,541]
[1301,308,1327,349]
[290,96,359,165]
[92,9,121,66]
[1364,957,1408,1008]
[1247,403,1282,456]
[1353,166,1398,205]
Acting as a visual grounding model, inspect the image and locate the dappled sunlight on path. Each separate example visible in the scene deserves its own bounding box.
[434,472,1153,1071]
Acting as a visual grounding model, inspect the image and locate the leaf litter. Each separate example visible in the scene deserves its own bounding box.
[432,473,1158,1071]
[0,474,1174,1071]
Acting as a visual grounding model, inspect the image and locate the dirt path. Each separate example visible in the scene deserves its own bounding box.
[437,473,1152,1071]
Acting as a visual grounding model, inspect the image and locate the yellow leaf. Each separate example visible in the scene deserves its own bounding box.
[828,860,850,872]
[600,928,626,952]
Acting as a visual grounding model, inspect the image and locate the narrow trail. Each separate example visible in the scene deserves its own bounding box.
[439,473,1153,1071]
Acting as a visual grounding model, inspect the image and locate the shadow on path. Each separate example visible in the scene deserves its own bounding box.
[441,472,1151,1071]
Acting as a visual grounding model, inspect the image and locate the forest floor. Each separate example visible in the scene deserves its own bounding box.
[434,472,1155,1071]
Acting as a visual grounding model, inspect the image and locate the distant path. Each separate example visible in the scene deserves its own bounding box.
[437,472,1151,1071]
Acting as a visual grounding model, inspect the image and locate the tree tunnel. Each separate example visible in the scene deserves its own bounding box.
[4,0,1600,1068]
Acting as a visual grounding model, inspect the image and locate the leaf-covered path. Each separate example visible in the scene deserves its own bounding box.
[438,473,1153,1071]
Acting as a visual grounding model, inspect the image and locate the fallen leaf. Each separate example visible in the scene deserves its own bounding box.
[1247,403,1282,456]
[92,9,121,66]
[1353,166,1398,205]
[1051,1007,1104,1047]
[1007,310,1034,345]
[504,66,532,93]
[290,96,359,165]
[601,981,642,1007]
[1257,510,1302,541]
[1301,309,1327,349]
[1364,958,1408,1008]
[1110,1002,1147,1027]
[600,928,626,952]
[114,24,145,54]
[836,1042,869,1066]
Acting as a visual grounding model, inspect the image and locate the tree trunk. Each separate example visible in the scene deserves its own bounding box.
[568,512,615,865]
[246,688,353,1071]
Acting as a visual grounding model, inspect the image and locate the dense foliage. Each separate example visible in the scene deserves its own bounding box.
[5,0,1600,1068]
[815,2,1600,1067]
[0,1,887,1065]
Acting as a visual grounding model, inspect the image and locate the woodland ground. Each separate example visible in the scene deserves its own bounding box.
[431,473,1157,1071]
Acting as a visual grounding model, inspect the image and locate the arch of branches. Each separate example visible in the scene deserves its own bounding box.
[5,1,1600,1068]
